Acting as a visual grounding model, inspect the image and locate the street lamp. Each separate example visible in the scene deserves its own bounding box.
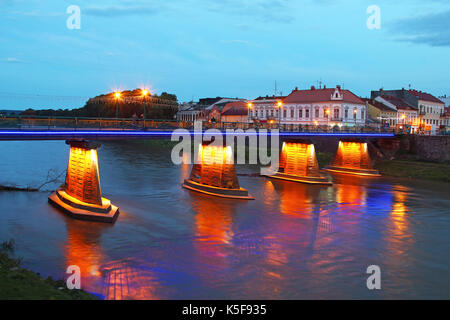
[114,91,121,119]
[325,108,330,128]
[247,102,253,124]
[277,101,283,130]
[142,89,149,128]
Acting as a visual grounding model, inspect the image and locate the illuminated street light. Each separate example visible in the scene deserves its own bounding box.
[114,91,122,118]
[277,101,283,129]
[142,89,150,128]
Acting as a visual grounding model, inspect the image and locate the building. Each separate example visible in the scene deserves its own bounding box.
[249,86,367,127]
[248,95,286,124]
[368,95,418,133]
[371,89,445,134]
[177,97,246,122]
[220,101,249,123]
[367,99,397,128]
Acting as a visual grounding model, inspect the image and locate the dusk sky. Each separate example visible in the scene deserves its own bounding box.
[1,0,450,109]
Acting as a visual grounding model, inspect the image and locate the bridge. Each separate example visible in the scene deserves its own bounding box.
[0,116,397,224]
[0,115,396,140]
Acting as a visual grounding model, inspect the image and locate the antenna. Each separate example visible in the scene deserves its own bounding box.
[274,80,277,96]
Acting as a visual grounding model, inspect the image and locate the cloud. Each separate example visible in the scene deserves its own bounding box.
[3,57,23,63]
[391,10,450,47]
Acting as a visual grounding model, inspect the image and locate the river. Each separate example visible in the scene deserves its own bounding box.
[0,140,449,299]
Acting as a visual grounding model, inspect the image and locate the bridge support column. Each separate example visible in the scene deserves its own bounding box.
[324,139,380,177]
[182,141,254,200]
[48,140,120,223]
[266,139,332,185]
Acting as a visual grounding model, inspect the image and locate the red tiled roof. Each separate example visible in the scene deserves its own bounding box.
[221,101,248,116]
[284,87,365,104]
[408,89,444,104]
[380,95,416,111]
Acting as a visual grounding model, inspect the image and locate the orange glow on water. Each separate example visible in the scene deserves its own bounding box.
[65,146,102,205]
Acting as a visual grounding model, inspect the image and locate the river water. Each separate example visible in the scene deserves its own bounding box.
[0,140,449,299]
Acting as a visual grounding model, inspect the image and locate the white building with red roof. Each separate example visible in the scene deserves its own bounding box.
[248,85,367,127]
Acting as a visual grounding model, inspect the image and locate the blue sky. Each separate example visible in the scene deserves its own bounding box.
[1,0,450,109]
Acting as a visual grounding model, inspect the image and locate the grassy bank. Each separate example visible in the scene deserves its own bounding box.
[0,240,97,300]
[316,151,450,183]
[375,160,450,183]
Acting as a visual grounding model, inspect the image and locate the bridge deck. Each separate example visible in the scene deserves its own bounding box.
[0,129,396,140]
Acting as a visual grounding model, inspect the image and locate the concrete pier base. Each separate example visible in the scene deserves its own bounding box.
[324,166,381,177]
[182,179,254,200]
[49,188,119,223]
[266,172,332,185]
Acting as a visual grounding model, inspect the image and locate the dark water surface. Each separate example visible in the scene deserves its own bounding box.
[0,140,449,299]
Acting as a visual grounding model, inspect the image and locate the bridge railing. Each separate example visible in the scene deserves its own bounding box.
[0,116,395,134]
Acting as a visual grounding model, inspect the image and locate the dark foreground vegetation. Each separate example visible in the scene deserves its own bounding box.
[0,240,96,300]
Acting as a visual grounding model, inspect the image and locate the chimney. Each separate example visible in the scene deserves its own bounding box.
[323,85,326,89]
[336,85,341,90]
[295,86,298,91]
[311,86,315,90]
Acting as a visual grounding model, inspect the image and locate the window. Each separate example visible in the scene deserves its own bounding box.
[361,110,364,120]
[291,109,294,118]
[334,109,339,119]
[283,109,287,118]
[353,109,357,120]
[345,109,348,119]
[305,109,310,118]
[315,109,319,118]
[299,109,303,118]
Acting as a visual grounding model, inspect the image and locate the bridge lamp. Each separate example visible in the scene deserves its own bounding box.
[114,92,121,99]
[247,102,253,109]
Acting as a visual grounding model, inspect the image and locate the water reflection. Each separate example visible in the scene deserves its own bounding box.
[64,219,158,300]
[1,140,449,299]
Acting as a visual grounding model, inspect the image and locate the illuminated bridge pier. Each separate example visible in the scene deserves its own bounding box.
[182,141,254,200]
[266,139,332,185]
[48,140,120,223]
[325,139,381,177]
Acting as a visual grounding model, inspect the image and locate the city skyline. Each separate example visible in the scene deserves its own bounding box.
[1,0,450,109]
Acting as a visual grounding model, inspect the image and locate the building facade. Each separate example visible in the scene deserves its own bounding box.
[249,86,367,127]
[371,89,445,134]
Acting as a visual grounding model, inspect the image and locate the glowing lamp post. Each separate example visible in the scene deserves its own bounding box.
[247,102,253,123]
[277,101,283,130]
[114,92,121,119]
[325,109,330,128]
[142,89,149,128]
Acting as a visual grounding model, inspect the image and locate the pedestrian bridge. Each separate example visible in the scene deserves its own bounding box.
[0,129,395,141]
